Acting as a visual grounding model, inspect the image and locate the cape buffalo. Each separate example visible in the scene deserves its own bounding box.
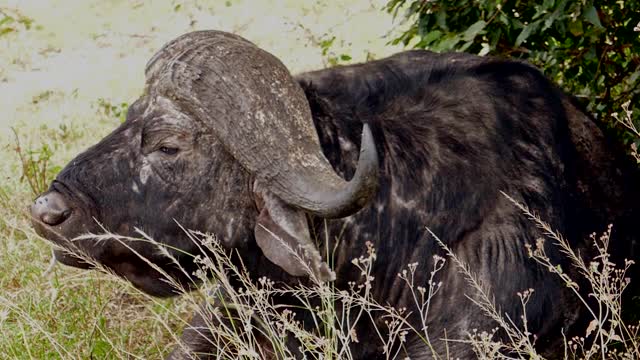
[30,30,639,358]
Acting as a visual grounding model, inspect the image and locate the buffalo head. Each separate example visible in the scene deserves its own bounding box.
[30,30,378,297]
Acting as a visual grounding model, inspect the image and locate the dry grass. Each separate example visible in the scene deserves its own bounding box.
[0,1,404,358]
[31,204,640,359]
[2,1,639,359]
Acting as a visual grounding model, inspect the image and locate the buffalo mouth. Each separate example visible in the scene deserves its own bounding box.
[30,184,196,297]
[53,249,94,269]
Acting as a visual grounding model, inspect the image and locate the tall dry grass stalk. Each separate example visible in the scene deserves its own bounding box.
[11,201,640,359]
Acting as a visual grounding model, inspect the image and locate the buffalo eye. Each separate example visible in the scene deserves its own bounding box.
[159,146,179,155]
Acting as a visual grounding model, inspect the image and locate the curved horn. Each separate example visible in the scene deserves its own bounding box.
[147,30,379,218]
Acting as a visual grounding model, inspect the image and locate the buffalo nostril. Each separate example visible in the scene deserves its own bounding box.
[31,191,72,226]
[42,208,72,226]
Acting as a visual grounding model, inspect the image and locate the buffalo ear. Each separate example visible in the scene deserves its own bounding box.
[254,191,335,282]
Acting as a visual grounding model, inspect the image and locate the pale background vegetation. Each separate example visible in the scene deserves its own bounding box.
[0,1,405,358]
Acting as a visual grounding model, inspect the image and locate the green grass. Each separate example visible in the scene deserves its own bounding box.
[0,1,404,358]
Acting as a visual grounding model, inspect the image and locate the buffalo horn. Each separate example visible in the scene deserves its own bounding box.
[146,30,379,218]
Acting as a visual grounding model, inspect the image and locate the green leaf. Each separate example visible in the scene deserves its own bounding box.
[499,13,510,26]
[419,30,442,46]
[568,20,584,36]
[544,0,567,30]
[434,34,460,51]
[418,13,431,37]
[489,28,502,48]
[319,36,335,56]
[463,20,486,42]
[460,40,474,52]
[533,0,553,20]
[0,28,14,37]
[0,16,14,27]
[50,165,62,175]
[340,54,352,61]
[584,5,603,29]
[515,20,541,46]
[479,42,491,56]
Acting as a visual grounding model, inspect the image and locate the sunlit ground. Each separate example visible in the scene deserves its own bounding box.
[0,1,406,358]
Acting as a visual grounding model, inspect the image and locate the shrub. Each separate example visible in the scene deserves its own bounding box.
[385,1,640,143]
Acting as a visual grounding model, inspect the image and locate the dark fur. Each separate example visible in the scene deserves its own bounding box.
[179,51,640,358]
[33,49,640,359]
[301,51,581,357]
